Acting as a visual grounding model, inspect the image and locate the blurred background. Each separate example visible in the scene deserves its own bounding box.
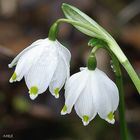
[0,0,140,140]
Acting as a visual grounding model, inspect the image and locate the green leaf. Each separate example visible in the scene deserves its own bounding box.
[62,3,103,37]
[62,3,107,39]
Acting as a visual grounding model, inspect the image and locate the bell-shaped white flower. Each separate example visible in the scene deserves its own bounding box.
[9,38,71,100]
[61,67,119,126]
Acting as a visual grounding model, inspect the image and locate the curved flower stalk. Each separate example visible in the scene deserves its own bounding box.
[9,38,71,100]
[61,67,119,126]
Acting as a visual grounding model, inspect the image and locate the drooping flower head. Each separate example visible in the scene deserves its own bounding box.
[9,38,71,100]
[61,67,119,126]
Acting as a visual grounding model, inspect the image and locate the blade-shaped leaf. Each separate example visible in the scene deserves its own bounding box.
[62,3,110,40]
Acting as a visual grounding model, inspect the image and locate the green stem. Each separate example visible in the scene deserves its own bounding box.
[109,41,140,94]
[111,56,128,140]
[87,45,104,70]
[117,73,128,140]
[103,46,128,140]
[122,60,140,93]
[48,22,59,41]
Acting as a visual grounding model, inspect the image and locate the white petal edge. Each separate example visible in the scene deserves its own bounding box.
[105,117,115,124]
[29,94,38,100]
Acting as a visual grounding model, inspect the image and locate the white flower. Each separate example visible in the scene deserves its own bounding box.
[61,67,119,126]
[9,38,71,100]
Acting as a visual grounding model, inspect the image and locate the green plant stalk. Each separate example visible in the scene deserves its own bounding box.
[48,22,59,41]
[117,72,128,140]
[109,41,140,94]
[91,46,128,140]
[87,45,102,70]
[112,56,128,140]
[122,60,140,92]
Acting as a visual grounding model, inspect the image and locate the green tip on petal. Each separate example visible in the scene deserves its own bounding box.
[83,115,89,122]
[54,88,60,98]
[29,86,38,95]
[12,72,17,80]
[62,104,67,112]
[107,112,114,121]
[82,115,89,126]
[61,104,67,115]
[10,72,17,83]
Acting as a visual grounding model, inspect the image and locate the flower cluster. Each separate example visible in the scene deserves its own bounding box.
[61,67,119,125]
[9,38,71,100]
[9,38,119,126]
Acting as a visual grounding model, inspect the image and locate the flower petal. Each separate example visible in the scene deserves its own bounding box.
[93,69,119,123]
[9,44,44,82]
[57,41,71,78]
[8,39,43,68]
[57,41,71,64]
[61,69,88,115]
[49,57,67,98]
[25,45,58,97]
[74,74,97,126]
[96,69,119,111]
[80,67,86,71]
